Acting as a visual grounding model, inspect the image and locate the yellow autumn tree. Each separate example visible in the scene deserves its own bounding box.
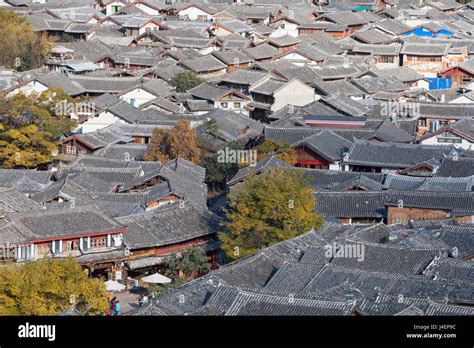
[0,123,56,168]
[0,8,52,71]
[219,168,324,261]
[0,258,108,315]
[145,120,201,164]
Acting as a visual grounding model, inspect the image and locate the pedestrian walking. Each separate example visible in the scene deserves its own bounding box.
[114,300,121,316]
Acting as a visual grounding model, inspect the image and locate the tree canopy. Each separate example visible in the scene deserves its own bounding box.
[150,248,211,297]
[0,258,108,315]
[0,123,56,168]
[145,120,201,164]
[170,71,204,93]
[219,168,324,261]
[165,248,211,282]
[203,141,244,190]
[0,9,52,71]
[0,89,77,168]
[255,139,297,165]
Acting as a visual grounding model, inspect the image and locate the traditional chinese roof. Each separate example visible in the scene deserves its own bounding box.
[118,202,219,249]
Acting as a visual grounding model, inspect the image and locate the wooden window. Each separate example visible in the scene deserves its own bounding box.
[221,102,228,108]
[379,56,394,63]
[234,102,241,108]
[65,240,79,251]
[65,145,76,155]
[91,236,107,248]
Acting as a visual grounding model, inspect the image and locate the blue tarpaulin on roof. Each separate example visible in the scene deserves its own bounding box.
[427,78,452,90]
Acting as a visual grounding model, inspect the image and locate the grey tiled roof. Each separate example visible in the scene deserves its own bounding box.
[55,164,143,184]
[264,261,327,293]
[0,170,53,194]
[212,50,254,65]
[375,19,411,35]
[291,129,352,162]
[250,78,286,95]
[352,43,402,55]
[106,101,149,123]
[331,241,442,275]
[321,94,369,117]
[151,219,473,315]
[3,206,125,241]
[224,290,355,316]
[301,169,384,191]
[70,75,142,94]
[264,126,371,146]
[316,189,474,219]
[383,174,474,192]
[118,203,219,249]
[344,140,455,169]
[315,191,387,219]
[371,66,424,82]
[414,225,474,258]
[243,43,280,60]
[372,119,414,143]
[313,79,365,97]
[351,76,407,94]
[186,99,214,112]
[424,301,474,316]
[418,102,474,118]
[330,174,383,192]
[423,257,474,282]
[198,109,263,145]
[228,156,291,185]
[180,55,227,73]
[400,42,450,56]
[0,187,43,213]
[311,64,362,80]
[220,69,269,86]
[94,144,149,161]
[435,157,474,177]
[352,29,394,44]
[188,82,228,100]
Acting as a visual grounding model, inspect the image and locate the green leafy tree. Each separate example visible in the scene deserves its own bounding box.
[145,120,201,164]
[37,87,77,137]
[0,90,77,138]
[219,168,324,261]
[170,71,204,92]
[150,248,211,297]
[203,141,244,191]
[164,248,211,282]
[255,139,297,165]
[0,257,108,315]
[0,9,52,71]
